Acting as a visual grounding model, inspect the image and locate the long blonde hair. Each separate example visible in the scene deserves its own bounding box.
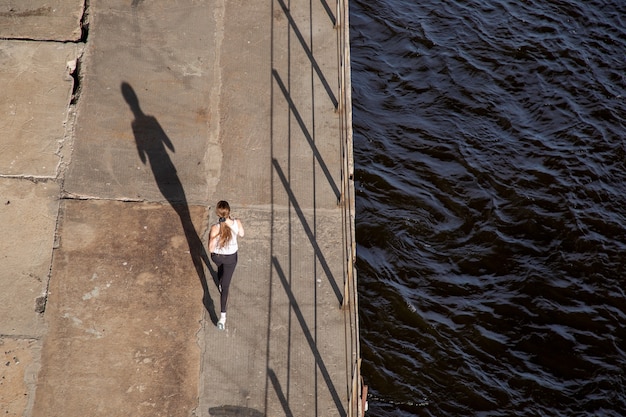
[216,200,232,248]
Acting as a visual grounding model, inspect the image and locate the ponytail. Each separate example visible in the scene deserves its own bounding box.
[216,201,232,248]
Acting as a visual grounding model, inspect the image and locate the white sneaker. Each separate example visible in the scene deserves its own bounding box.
[217,318,226,330]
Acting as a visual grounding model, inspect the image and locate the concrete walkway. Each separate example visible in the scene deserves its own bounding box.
[1,0,352,416]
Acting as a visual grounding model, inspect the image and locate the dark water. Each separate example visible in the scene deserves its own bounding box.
[349,1,626,415]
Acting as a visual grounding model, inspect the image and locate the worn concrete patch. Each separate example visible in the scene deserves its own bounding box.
[0,0,84,41]
[0,179,60,336]
[0,41,80,177]
[63,0,219,203]
[0,338,40,417]
[32,199,208,417]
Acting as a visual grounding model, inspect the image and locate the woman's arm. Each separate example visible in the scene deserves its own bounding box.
[208,224,219,253]
[236,219,245,237]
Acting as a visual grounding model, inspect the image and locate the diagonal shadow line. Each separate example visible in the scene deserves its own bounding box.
[272,158,343,305]
[268,368,294,417]
[272,69,341,202]
[319,0,336,26]
[272,257,347,417]
[276,0,338,109]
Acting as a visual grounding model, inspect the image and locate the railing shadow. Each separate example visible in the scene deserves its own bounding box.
[272,256,346,415]
[272,70,341,202]
[319,0,337,26]
[121,82,218,325]
[266,0,352,414]
[267,368,294,417]
[276,0,338,109]
[272,158,343,304]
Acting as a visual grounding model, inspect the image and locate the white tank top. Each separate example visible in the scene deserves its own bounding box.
[213,221,239,255]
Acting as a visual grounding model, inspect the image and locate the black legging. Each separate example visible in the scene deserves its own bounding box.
[211,252,238,313]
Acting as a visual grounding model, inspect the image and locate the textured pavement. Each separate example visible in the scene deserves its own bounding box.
[1,0,351,416]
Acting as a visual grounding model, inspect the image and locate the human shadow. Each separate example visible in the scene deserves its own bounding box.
[121,82,217,323]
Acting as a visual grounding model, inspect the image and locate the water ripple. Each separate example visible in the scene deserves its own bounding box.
[352,0,626,415]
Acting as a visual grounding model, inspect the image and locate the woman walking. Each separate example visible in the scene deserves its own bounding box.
[209,201,245,330]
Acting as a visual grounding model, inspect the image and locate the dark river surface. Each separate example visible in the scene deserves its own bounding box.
[349,1,626,415]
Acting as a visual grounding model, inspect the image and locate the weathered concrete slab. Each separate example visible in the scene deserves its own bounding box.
[210,0,272,206]
[0,0,84,41]
[32,199,207,417]
[63,0,220,203]
[215,0,342,209]
[0,178,59,336]
[0,338,41,417]
[199,207,347,416]
[0,41,80,177]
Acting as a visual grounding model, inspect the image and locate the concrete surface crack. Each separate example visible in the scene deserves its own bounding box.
[61,192,146,203]
[68,0,90,106]
[0,175,55,183]
[79,0,91,44]
[69,50,84,106]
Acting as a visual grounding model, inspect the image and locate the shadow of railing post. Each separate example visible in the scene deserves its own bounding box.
[335,1,366,416]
